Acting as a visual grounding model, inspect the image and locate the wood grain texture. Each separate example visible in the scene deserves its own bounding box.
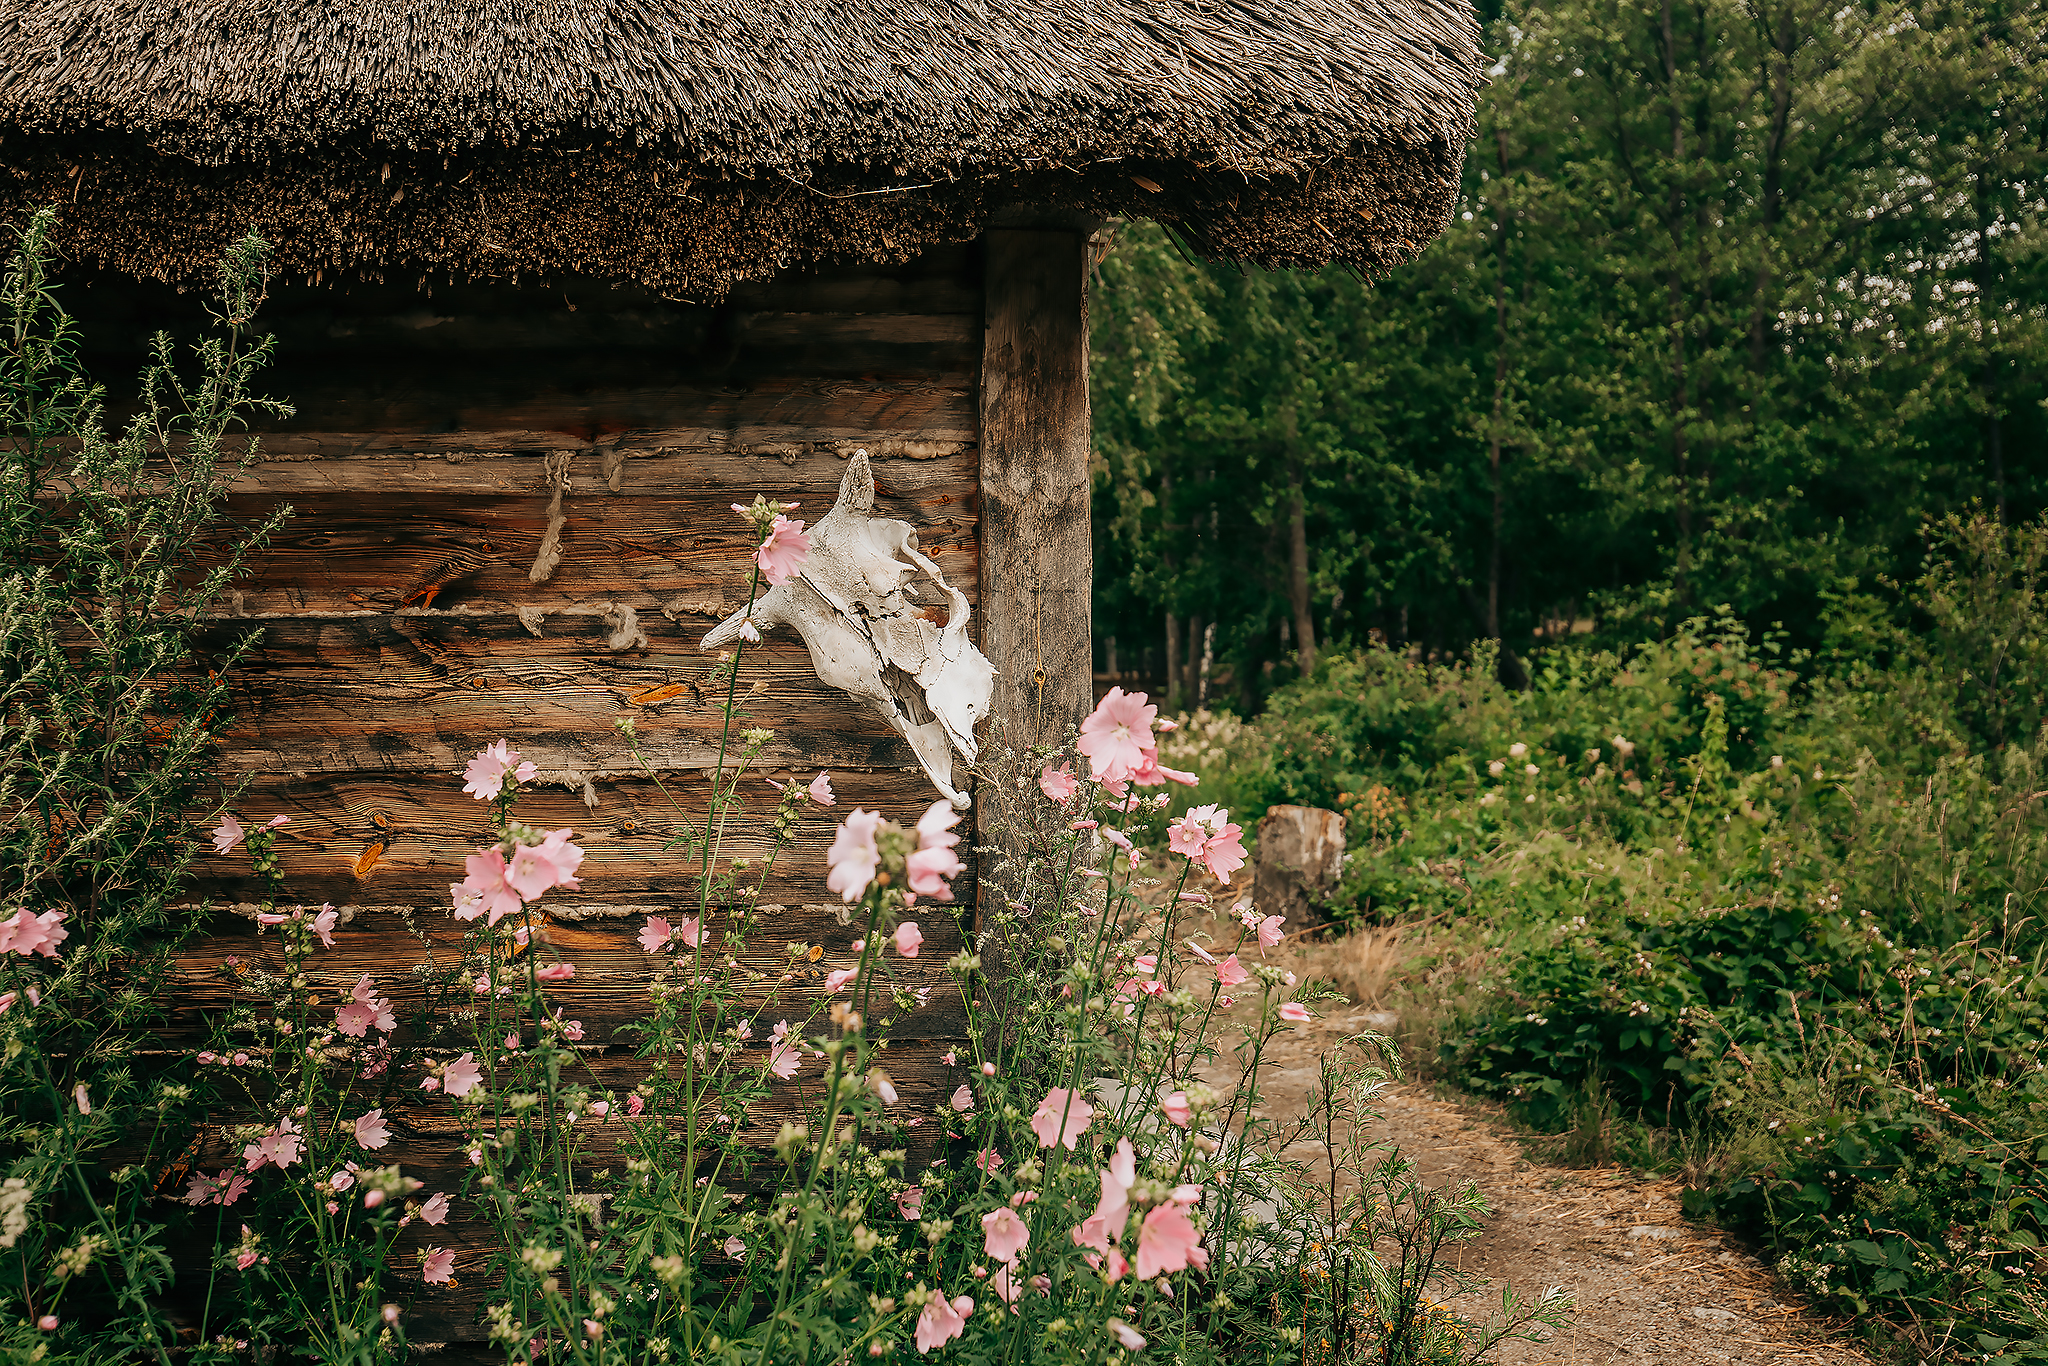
[241,371,977,459]
[228,444,977,497]
[210,483,975,618]
[164,901,969,1040]
[187,771,968,904]
[978,231,1094,750]
[71,249,978,361]
[208,623,925,774]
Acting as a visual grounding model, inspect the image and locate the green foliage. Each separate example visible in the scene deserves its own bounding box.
[1091,0,2048,697]
[0,210,289,1363]
[1174,513,2048,1356]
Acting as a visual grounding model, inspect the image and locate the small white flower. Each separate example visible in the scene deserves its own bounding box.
[1509,743,1527,758]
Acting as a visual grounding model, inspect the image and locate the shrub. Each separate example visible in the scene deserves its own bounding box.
[1172,517,2048,1358]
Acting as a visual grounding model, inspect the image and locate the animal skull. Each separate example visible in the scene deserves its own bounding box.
[702,450,994,808]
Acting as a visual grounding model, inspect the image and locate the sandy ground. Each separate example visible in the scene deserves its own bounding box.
[1172,911,1877,1365]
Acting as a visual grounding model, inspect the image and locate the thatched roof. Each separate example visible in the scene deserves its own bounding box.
[0,1,1482,295]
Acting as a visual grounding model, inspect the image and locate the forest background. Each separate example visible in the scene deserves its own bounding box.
[1088,0,2048,1355]
[1090,0,2048,701]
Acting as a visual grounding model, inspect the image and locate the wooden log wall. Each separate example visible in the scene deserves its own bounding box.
[67,247,1002,1339]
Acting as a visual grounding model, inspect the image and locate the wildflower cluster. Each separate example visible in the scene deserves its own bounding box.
[1,306,1563,1366]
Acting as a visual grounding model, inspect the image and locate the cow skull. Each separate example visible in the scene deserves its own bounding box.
[702,451,994,808]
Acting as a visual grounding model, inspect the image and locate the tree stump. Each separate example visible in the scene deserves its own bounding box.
[1252,805,1348,929]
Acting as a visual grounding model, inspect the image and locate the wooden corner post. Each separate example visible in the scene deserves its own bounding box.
[978,229,1094,759]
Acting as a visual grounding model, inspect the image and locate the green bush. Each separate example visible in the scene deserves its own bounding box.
[1177,514,2048,1358]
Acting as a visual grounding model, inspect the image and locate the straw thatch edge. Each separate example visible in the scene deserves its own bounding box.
[0,134,1461,297]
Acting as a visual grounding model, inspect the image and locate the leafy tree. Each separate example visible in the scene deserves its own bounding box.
[1090,0,2048,695]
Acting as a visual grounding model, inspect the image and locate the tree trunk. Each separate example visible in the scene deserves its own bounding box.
[1976,161,2007,522]
[1487,126,1511,643]
[1286,480,1317,675]
[1198,621,1216,705]
[1164,611,1181,709]
[979,230,1093,750]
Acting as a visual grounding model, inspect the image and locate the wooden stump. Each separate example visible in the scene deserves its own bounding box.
[1252,805,1347,929]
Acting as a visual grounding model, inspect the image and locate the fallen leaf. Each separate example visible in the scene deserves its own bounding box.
[354,841,385,879]
[626,682,692,706]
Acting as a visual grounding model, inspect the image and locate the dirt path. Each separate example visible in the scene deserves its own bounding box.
[1225,1002,1872,1365]
[1152,892,1874,1366]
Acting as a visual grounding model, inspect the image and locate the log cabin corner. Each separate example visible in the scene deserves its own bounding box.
[0,0,1481,1340]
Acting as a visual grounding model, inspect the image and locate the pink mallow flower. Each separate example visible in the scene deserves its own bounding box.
[823,967,859,993]
[1028,1087,1095,1150]
[182,1169,251,1207]
[352,1109,392,1150]
[914,1292,973,1354]
[0,908,67,959]
[982,1206,1030,1262]
[462,740,536,802]
[826,809,884,902]
[335,976,396,1038]
[211,815,245,854]
[808,772,835,806]
[767,1021,803,1080]
[1258,913,1287,949]
[1135,1202,1205,1279]
[1039,764,1079,805]
[1073,1138,1137,1255]
[1214,955,1250,988]
[420,1193,450,1225]
[452,849,523,925]
[638,916,674,952]
[907,800,965,901]
[533,963,575,982]
[896,1186,924,1220]
[754,514,811,584]
[1160,1092,1193,1128]
[310,904,339,947]
[1279,1002,1313,1023]
[895,921,923,957]
[241,1117,303,1172]
[442,1054,483,1098]
[1077,687,1158,785]
[1168,804,1248,883]
[505,829,584,899]
[421,1248,455,1285]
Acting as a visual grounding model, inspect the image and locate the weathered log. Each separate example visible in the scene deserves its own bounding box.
[163,902,969,1042]
[211,487,975,616]
[204,621,942,774]
[224,445,977,498]
[187,771,968,904]
[978,230,1093,754]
